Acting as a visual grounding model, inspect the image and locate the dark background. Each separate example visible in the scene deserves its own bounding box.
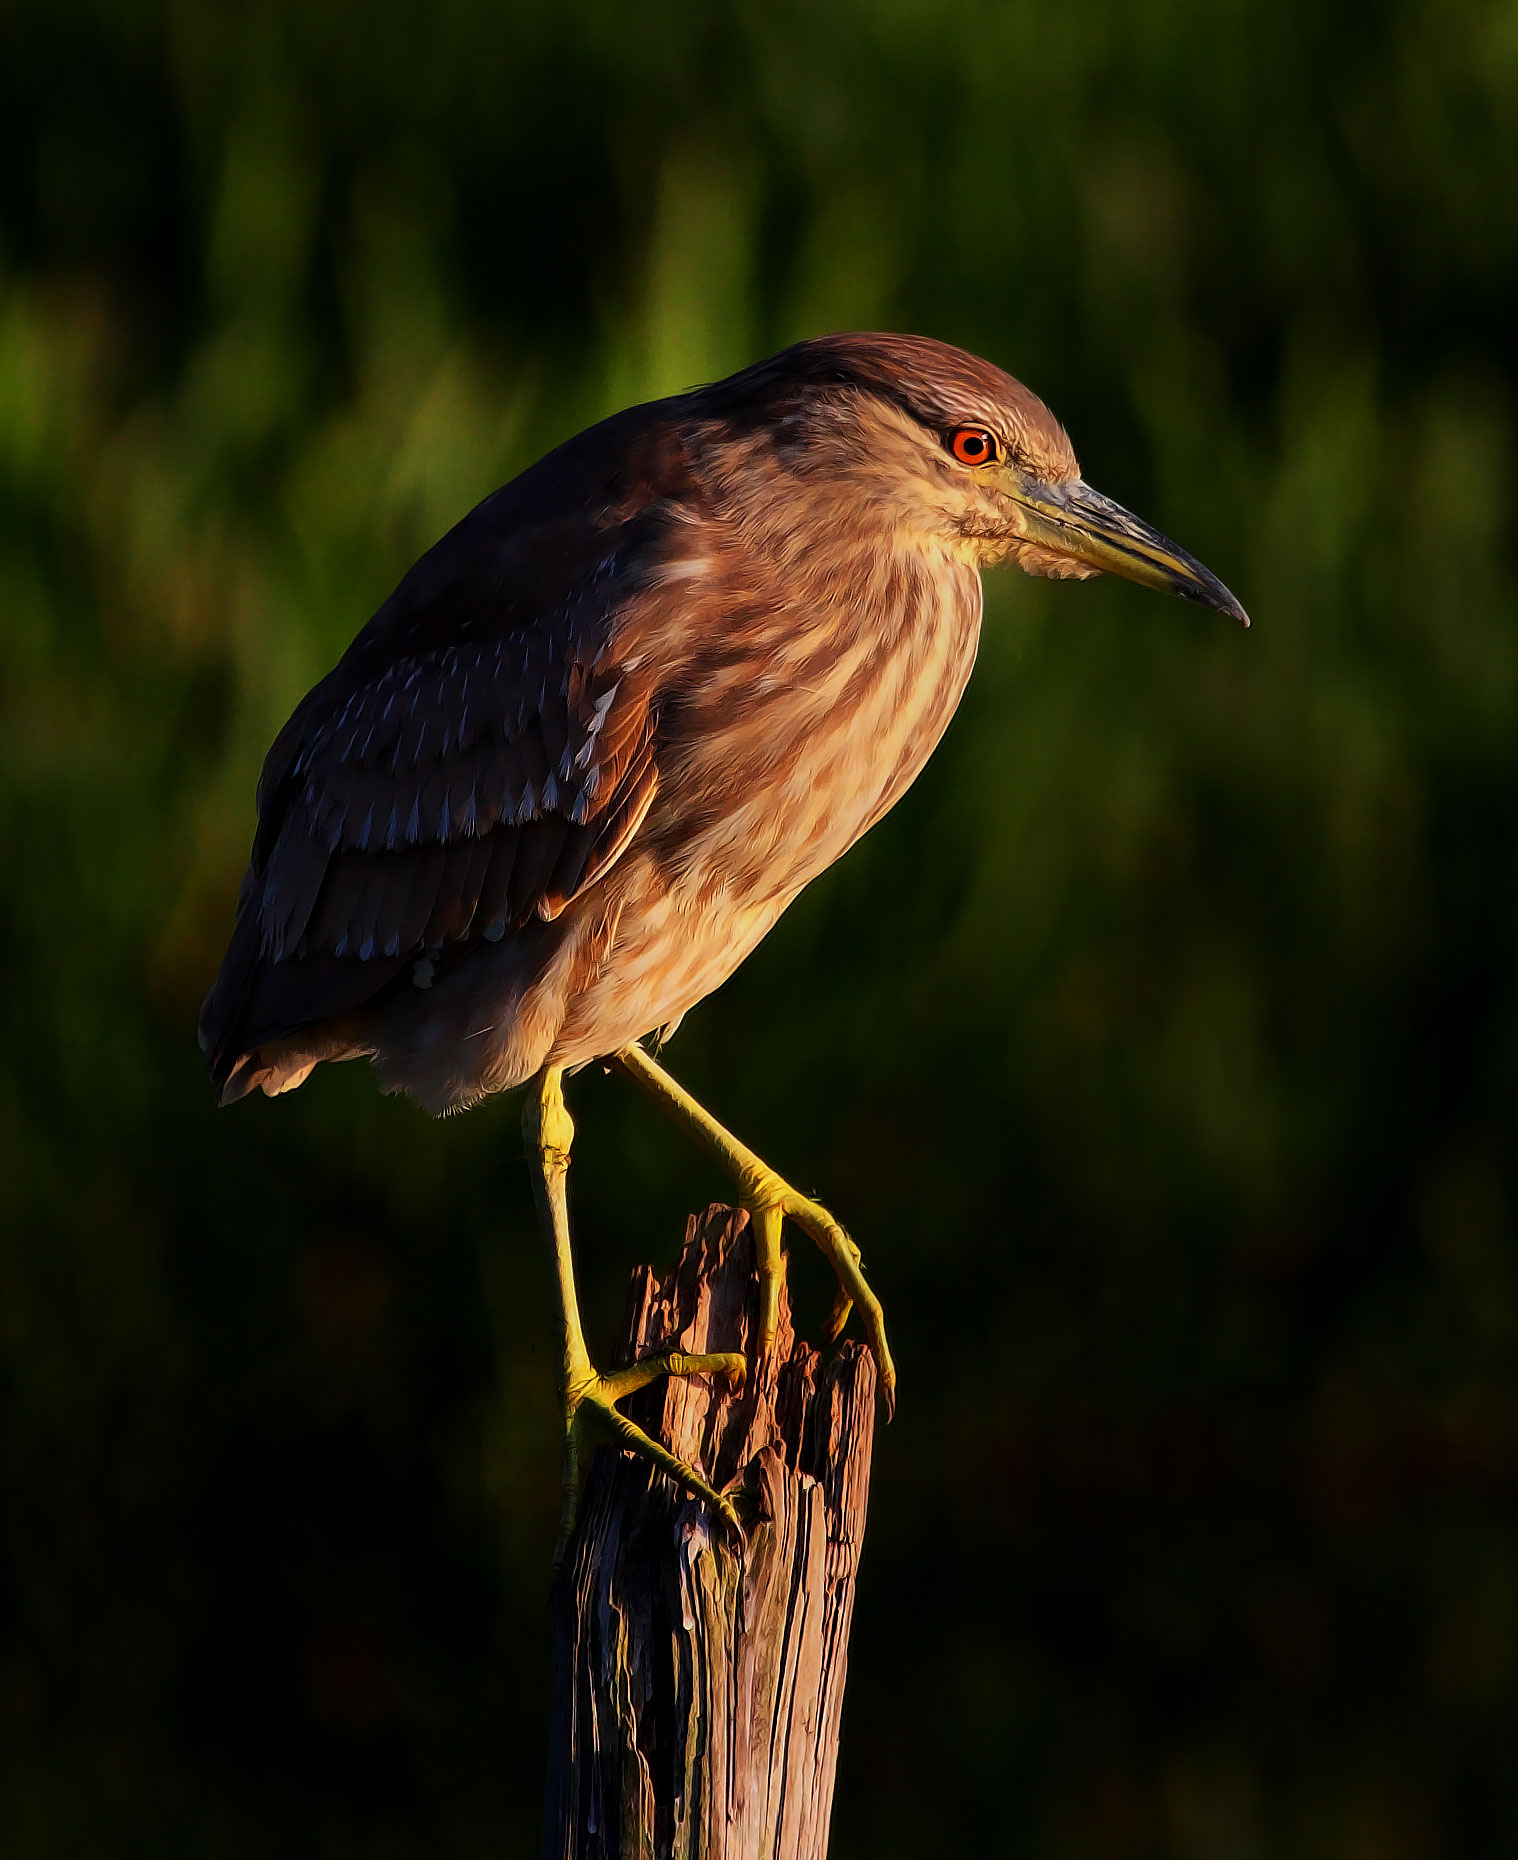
[3,2,1517,1853]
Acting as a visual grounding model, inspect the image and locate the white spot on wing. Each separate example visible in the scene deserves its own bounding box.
[656,556,710,585]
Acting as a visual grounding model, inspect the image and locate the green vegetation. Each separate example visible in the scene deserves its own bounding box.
[2,2,1516,1853]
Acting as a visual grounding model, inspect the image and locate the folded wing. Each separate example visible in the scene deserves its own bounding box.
[199,536,662,1094]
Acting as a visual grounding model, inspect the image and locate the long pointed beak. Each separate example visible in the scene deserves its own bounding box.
[1010,478,1250,626]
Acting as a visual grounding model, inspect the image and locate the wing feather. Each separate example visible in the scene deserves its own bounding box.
[393,842,448,954]
[422,838,490,948]
[475,832,518,941]
[203,592,670,1084]
[510,817,569,922]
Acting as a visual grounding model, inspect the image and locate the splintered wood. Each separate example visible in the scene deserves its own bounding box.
[544,1205,878,1860]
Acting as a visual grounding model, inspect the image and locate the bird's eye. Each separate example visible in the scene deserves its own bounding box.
[950,427,998,466]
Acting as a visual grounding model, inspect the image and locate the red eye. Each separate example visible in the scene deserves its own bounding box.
[950,427,997,465]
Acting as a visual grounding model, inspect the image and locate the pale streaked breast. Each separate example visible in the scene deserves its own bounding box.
[657,540,982,909]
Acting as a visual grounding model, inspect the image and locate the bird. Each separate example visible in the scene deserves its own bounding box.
[200,332,1247,1562]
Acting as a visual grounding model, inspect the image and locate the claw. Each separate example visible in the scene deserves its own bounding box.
[552,1354,747,1576]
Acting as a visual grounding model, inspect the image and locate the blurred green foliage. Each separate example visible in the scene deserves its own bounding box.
[2,0,1517,1853]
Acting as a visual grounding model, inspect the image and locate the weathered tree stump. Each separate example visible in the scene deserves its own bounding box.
[544,1205,878,1860]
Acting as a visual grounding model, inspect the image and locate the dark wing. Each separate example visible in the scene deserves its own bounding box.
[199,514,666,1097]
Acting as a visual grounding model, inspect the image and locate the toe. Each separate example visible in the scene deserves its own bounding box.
[823,1285,854,1344]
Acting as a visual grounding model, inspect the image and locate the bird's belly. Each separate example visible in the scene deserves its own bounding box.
[548,877,790,1071]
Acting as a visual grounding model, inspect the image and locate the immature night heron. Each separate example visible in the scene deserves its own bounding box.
[201,333,1246,1558]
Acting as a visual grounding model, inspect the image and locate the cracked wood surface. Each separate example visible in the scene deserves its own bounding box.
[544,1205,878,1860]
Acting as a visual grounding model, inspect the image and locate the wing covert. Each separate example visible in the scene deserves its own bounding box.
[256,628,656,968]
[201,599,661,1081]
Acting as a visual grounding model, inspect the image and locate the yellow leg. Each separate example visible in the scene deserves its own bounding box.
[521,1065,746,1572]
[612,1042,897,1418]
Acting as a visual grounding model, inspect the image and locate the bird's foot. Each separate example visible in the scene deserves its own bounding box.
[553,1349,747,1575]
[739,1165,897,1420]
[612,1043,898,1416]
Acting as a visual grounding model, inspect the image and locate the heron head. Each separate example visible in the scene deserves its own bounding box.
[720,333,1249,627]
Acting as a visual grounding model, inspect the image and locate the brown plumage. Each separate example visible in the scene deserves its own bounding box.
[202,332,1250,1554]
[201,333,1245,1114]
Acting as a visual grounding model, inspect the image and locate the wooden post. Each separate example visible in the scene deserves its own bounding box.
[544,1205,878,1860]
